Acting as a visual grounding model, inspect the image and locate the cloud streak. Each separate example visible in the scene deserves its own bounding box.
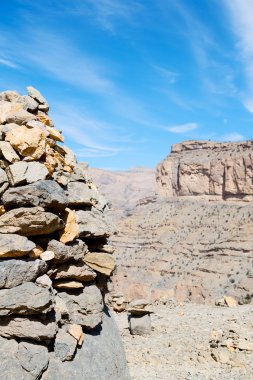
[0,58,18,69]
[166,122,198,134]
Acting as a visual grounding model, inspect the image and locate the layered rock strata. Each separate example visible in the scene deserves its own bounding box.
[0,88,129,380]
[156,140,253,201]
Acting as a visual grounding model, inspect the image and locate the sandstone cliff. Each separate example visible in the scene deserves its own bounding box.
[0,88,130,380]
[156,140,253,201]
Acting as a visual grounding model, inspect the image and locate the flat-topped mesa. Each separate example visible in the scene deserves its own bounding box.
[156,139,253,201]
[0,87,130,380]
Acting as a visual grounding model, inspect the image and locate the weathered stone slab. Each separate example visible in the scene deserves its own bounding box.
[57,285,103,329]
[0,141,20,163]
[0,100,35,125]
[53,281,84,289]
[52,261,96,282]
[84,252,115,276]
[54,330,77,361]
[59,208,79,243]
[0,336,23,380]
[66,182,97,206]
[27,86,48,106]
[0,167,8,185]
[0,207,64,235]
[0,233,36,258]
[0,259,47,288]
[6,161,49,186]
[6,125,46,160]
[0,282,52,316]
[0,317,57,341]
[47,239,88,262]
[76,208,112,238]
[2,180,68,209]
[17,341,49,380]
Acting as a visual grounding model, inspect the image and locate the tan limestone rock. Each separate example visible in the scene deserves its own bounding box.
[68,324,84,345]
[5,125,46,160]
[59,208,79,244]
[53,280,84,289]
[46,126,64,143]
[0,141,20,163]
[52,262,96,282]
[224,296,237,308]
[40,251,55,261]
[29,244,44,259]
[0,205,6,216]
[84,252,116,276]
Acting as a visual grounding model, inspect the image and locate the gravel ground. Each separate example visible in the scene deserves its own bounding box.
[112,301,253,380]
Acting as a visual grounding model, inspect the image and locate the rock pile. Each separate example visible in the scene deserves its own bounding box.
[210,325,253,366]
[0,87,130,380]
[128,299,152,335]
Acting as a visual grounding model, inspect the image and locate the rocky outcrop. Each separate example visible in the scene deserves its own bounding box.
[0,87,130,380]
[156,140,253,201]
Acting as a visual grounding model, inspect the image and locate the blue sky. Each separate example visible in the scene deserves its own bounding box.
[1,0,253,169]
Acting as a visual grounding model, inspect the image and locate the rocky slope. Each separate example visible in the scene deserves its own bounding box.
[0,88,130,380]
[89,166,157,219]
[109,140,253,305]
[114,301,253,379]
[157,140,253,201]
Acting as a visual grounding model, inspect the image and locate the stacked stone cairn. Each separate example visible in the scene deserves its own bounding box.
[0,87,129,379]
[128,299,152,335]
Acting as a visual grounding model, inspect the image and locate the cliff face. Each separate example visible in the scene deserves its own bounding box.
[156,140,253,201]
[0,88,130,380]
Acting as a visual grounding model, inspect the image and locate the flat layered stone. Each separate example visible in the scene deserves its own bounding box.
[47,239,88,262]
[53,280,84,289]
[0,258,47,288]
[0,317,57,341]
[0,207,64,235]
[27,86,48,106]
[2,180,68,209]
[6,161,49,186]
[52,261,96,282]
[6,125,46,160]
[0,233,36,258]
[84,252,115,276]
[66,182,98,206]
[0,282,52,316]
[57,285,103,329]
[0,141,20,163]
[76,208,112,238]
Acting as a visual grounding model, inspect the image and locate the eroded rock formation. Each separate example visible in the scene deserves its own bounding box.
[0,87,130,380]
[156,140,253,201]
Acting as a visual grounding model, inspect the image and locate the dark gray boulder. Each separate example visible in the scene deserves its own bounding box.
[2,180,68,209]
[0,259,48,288]
[42,308,130,380]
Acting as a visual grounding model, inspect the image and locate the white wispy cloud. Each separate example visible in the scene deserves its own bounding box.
[224,0,253,111]
[166,122,198,134]
[85,0,141,31]
[153,65,180,84]
[219,132,244,142]
[0,58,18,69]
